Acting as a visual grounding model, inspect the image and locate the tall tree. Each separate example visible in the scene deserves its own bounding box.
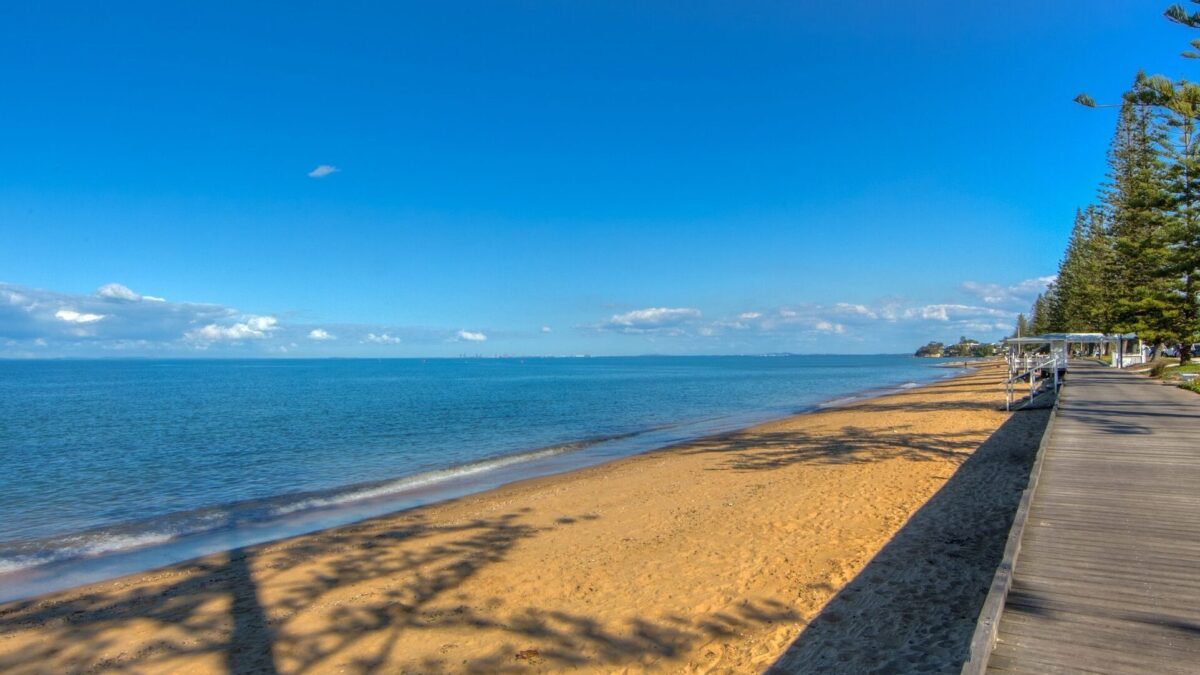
[1054,207,1109,331]
[1041,280,1065,333]
[1103,76,1178,350]
[1131,75,1200,361]
[1071,4,1200,362]
[1030,292,1052,334]
[1012,313,1029,339]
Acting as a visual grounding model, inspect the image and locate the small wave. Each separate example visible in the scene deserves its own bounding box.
[0,558,41,575]
[0,430,651,577]
[899,381,921,389]
[817,396,860,409]
[270,444,578,515]
[0,531,178,575]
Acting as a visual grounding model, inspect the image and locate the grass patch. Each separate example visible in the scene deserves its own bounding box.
[1146,360,1200,380]
[1166,362,1200,394]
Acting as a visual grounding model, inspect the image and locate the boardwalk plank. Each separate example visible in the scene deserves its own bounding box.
[981,361,1200,674]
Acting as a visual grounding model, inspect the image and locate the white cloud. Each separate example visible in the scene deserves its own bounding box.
[95,283,166,303]
[246,316,277,331]
[833,303,878,319]
[2,289,30,307]
[0,282,496,355]
[611,307,701,326]
[592,293,1023,347]
[598,307,702,334]
[910,304,1010,322]
[1,276,1038,356]
[961,276,1055,309]
[55,309,106,324]
[714,319,750,330]
[307,164,339,178]
[921,305,950,321]
[185,315,278,344]
[2,282,236,346]
[364,332,401,344]
[96,283,141,302]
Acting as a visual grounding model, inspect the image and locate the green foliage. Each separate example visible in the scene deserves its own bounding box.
[914,341,944,357]
[1045,13,1200,363]
[1030,291,1052,334]
[1036,206,1113,335]
[1103,80,1180,346]
[915,338,993,358]
[970,342,997,357]
[1012,313,1029,339]
[1164,362,1200,379]
[1165,3,1200,27]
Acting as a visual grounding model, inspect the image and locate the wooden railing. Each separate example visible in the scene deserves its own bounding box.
[1004,353,1064,411]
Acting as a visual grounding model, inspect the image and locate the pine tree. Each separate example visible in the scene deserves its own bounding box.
[1042,281,1065,332]
[1072,5,1200,362]
[1030,292,1054,334]
[1083,206,1117,332]
[1103,77,1178,350]
[1132,74,1200,362]
[1054,207,1106,331]
[1012,313,1029,339]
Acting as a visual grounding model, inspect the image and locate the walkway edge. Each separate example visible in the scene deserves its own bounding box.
[959,388,1060,674]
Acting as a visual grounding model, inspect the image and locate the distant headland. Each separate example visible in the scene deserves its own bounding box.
[914,336,997,358]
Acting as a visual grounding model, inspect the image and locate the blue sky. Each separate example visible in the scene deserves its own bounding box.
[0,2,1188,356]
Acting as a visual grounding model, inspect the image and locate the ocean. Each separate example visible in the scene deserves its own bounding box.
[0,355,959,600]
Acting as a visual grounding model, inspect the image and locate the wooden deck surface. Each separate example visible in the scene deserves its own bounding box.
[986,361,1200,673]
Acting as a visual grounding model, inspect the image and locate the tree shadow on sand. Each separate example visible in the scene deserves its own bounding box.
[0,507,797,674]
[0,367,1024,673]
[674,372,1018,472]
[765,407,1051,674]
[681,424,995,471]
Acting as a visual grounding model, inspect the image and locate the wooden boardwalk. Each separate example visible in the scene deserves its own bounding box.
[982,361,1200,673]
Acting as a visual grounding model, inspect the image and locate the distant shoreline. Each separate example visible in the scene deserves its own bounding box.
[0,352,925,362]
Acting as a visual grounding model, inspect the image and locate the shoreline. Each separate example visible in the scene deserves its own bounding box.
[0,362,967,603]
[0,360,1045,673]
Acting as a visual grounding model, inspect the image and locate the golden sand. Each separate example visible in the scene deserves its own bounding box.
[0,362,1048,673]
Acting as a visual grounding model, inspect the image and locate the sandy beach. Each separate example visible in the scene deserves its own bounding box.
[0,362,1048,674]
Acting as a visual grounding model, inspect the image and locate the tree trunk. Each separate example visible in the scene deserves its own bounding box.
[1183,272,1196,365]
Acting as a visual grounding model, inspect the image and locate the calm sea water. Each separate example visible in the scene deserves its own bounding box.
[0,355,958,599]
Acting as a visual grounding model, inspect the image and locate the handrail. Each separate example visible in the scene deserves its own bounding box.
[1004,353,1065,410]
[1004,357,1058,384]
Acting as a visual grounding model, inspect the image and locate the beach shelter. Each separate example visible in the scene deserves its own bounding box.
[999,333,1142,410]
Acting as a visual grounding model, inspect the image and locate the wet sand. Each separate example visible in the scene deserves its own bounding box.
[0,361,1048,673]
